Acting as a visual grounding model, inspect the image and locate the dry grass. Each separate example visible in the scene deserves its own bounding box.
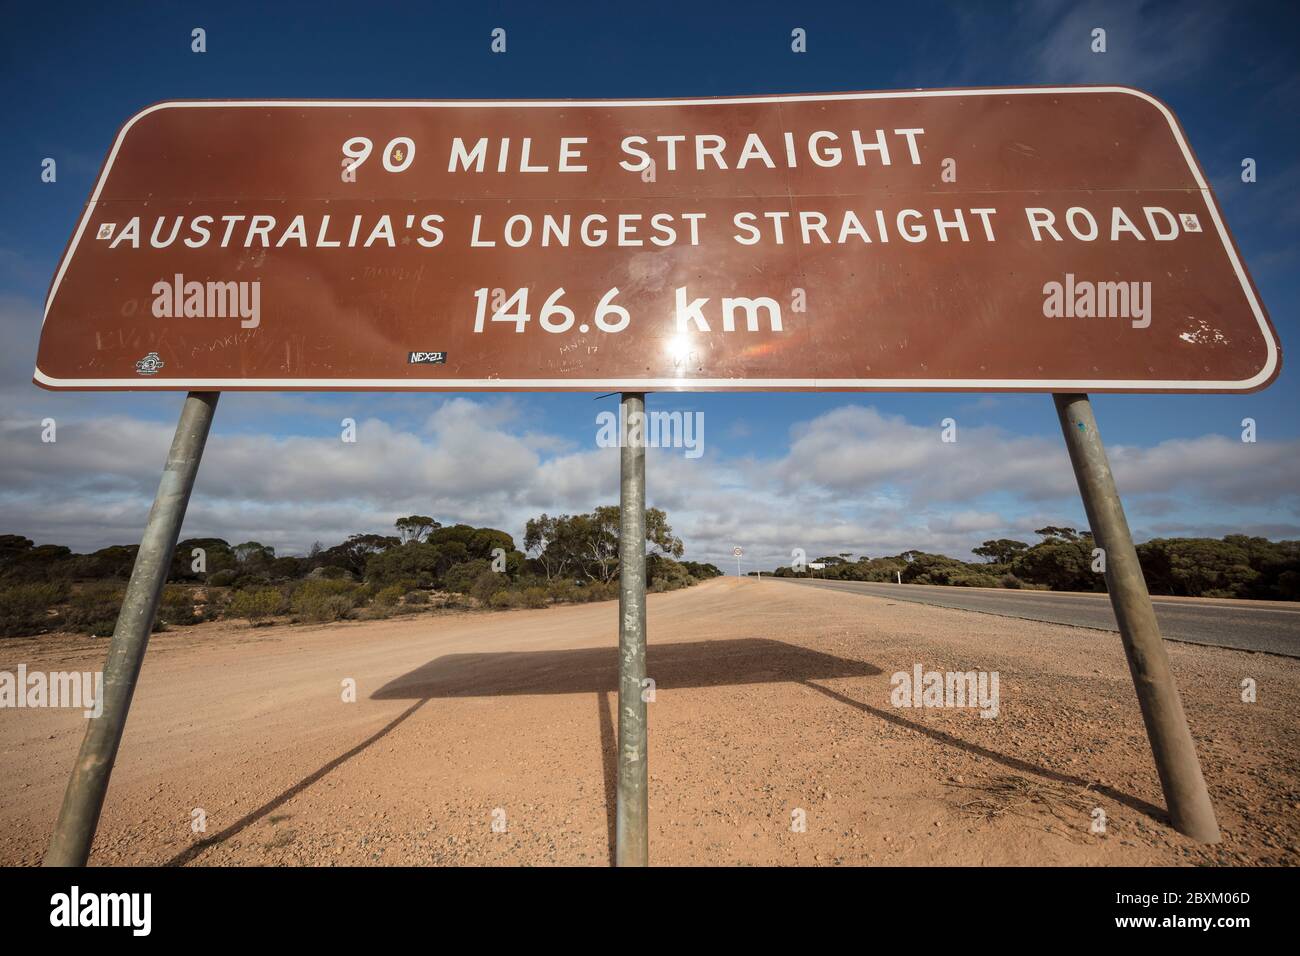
[948,774,1101,843]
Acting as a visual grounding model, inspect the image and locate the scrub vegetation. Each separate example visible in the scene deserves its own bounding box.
[0,510,723,638]
[768,527,1300,601]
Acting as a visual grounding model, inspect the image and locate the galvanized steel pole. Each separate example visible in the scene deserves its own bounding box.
[44,391,220,866]
[1054,393,1220,843]
[615,392,649,866]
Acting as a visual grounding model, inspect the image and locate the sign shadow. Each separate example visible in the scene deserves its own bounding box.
[369,637,882,700]
[373,637,881,863]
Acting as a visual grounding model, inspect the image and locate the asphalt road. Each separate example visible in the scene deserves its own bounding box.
[766,578,1300,658]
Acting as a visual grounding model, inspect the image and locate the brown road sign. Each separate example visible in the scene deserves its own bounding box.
[35,87,1279,392]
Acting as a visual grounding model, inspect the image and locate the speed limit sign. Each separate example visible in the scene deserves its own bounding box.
[733,547,743,557]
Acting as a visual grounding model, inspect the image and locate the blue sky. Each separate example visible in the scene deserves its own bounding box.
[0,0,1296,570]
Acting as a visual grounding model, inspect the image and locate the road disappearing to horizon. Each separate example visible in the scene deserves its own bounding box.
[766,578,1300,658]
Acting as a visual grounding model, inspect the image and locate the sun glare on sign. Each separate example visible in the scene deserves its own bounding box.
[665,333,693,376]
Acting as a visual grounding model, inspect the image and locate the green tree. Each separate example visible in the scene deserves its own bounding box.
[171,537,236,582]
[644,507,685,560]
[395,515,441,544]
[323,533,400,576]
[0,541,73,584]
[1034,526,1084,542]
[233,541,275,567]
[72,545,138,580]
[900,552,968,585]
[1012,534,1100,591]
[444,559,492,594]
[525,507,684,585]
[524,514,581,582]
[365,542,446,587]
[0,535,35,568]
[972,538,1030,564]
[1136,537,1258,598]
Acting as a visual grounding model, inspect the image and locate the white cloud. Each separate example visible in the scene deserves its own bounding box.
[938,0,1229,89]
[772,405,1076,501]
[0,397,1296,569]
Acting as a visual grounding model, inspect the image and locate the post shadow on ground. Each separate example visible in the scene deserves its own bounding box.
[801,681,1168,822]
[164,698,428,867]
[165,638,1167,864]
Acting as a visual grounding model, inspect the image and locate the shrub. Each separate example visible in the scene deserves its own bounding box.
[945,571,1002,589]
[228,587,286,624]
[572,581,617,603]
[0,581,68,637]
[291,579,358,623]
[546,580,578,604]
[307,595,354,622]
[404,589,430,605]
[520,586,548,609]
[488,590,522,609]
[442,591,475,609]
[374,584,404,607]
[157,585,202,626]
[648,557,693,592]
[470,569,504,604]
[64,583,127,635]
[207,569,238,587]
[445,559,491,594]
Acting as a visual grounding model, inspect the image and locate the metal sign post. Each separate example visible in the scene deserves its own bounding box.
[43,391,219,866]
[1054,394,1220,843]
[615,392,649,866]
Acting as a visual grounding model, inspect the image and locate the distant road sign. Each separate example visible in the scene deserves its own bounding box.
[36,88,1279,392]
[733,547,743,557]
